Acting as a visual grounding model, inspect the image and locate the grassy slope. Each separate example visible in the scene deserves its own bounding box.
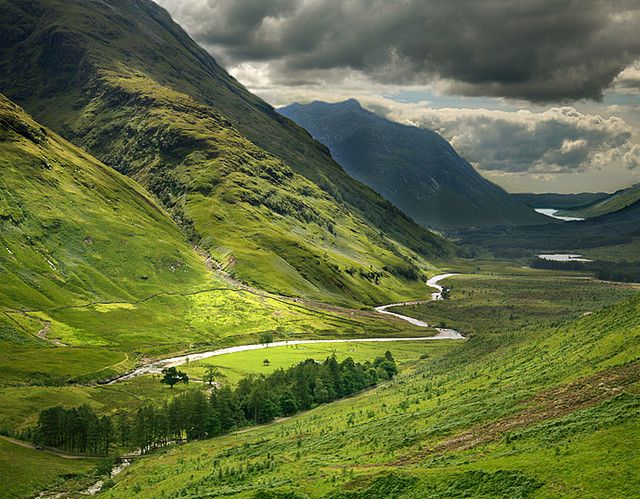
[0,95,433,393]
[0,341,452,498]
[0,0,453,306]
[0,93,205,380]
[0,438,98,499]
[96,274,640,498]
[558,183,640,218]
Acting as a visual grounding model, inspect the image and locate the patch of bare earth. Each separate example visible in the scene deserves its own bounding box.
[394,361,639,464]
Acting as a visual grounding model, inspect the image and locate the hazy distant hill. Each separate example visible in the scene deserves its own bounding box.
[557,183,640,218]
[280,100,546,229]
[513,192,609,210]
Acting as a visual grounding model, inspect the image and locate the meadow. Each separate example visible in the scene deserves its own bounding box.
[180,340,456,386]
[0,340,452,498]
[7,268,636,498]
[0,437,98,499]
[390,271,638,338]
[99,275,640,498]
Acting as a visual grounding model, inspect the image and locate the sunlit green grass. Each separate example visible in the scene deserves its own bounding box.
[0,438,97,499]
[182,340,457,385]
[101,276,640,498]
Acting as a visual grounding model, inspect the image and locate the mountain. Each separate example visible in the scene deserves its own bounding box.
[0,94,420,389]
[557,183,640,219]
[279,100,547,228]
[0,94,210,314]
[513,192,609,210]
[0,0,452,306]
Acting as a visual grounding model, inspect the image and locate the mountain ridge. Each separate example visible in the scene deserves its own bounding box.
[0,0,453,306]
[279,99,548,229]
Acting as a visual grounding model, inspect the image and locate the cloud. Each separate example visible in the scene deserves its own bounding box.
[614,62,640,93]
[373,103,640,175]
[157,0,640,102]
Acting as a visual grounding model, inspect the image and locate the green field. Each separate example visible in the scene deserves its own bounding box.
[0,438,98,499]
[181,341,457,386]
[7,269,636,498]
[99,280,640,498]
[1,1,639,498]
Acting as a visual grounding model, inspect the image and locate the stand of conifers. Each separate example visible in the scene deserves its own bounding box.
[31,353,398,455]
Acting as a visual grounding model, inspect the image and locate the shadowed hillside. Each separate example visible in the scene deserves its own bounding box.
[280,99,547,228]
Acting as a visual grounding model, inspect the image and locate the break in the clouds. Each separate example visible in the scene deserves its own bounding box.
[383,105,640,174]
[158,0,640,102]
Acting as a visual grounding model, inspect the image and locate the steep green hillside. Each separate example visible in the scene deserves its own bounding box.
[0,95,426,389]
[279,100,546,228]
[99,275,640,498]
[558,183,640,218]
[0,95,212,308]
[0,0,452,306]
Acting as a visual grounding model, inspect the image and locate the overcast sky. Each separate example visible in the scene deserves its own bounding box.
[157,0,640,193]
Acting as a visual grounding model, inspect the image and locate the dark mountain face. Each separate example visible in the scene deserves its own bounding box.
[280,100,547,229]
[0,0,452,305]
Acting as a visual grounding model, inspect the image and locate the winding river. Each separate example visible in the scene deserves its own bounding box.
[106,274,463,385]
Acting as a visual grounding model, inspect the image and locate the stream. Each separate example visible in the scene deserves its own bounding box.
[79,274,462,495]
[106,274,463,385]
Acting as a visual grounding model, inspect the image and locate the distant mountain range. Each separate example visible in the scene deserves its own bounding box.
[459,187,640,256]
[279,100,546,229]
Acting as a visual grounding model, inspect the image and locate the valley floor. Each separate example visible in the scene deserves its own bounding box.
[4,267,637,498]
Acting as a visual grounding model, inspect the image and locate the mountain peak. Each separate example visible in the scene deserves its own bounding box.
[279,100,547,228]
[338,98,362,109]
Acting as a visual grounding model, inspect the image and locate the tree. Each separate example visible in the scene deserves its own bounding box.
[374,352,398,380]
[259,332,274,346]
[204,366,223,386]
[115,411,130,446]
[313,377,330,404]
[161,367,189,388]
[263,358,271,366]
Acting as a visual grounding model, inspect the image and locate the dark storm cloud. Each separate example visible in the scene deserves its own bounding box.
[158,0,640,102]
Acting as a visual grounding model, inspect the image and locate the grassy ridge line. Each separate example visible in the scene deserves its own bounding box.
[78,69,451,305]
